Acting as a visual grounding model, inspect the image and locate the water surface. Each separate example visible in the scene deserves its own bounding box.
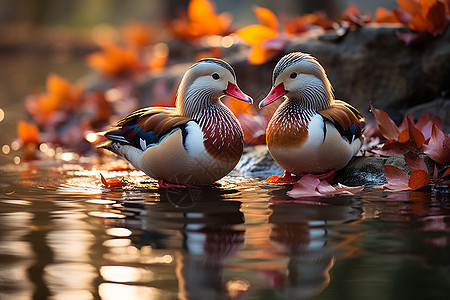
[0,153,449,300]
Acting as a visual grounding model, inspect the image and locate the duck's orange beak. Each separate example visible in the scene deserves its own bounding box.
[259,83,287,108]
[224,82,253,104]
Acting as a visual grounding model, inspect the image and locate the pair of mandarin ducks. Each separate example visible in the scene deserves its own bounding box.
[101,52,365,188]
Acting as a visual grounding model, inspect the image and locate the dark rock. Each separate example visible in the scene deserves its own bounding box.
[236,146,445,187]
[235,145,283,179]
[138,25,450,125]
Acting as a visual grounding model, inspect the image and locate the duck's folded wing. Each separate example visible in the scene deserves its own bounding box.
[318,100,365,142]
[104,107,191,151]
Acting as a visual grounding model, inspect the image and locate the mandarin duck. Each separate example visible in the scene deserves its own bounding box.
[101,58,252,187]
[259,52,365,183]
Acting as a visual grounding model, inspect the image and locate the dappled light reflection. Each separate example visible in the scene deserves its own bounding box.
[99,283,159,300]
[44,263,97,300]
[0,156,449,299]
[258,187,363,299]
[100,186,246,299]
[0,212,34,300]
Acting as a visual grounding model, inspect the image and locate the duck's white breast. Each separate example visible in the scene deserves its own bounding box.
[140,121,238,185]
[268,114,358,174]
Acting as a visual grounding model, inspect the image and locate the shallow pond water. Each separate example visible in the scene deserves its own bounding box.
[0,153,449,300]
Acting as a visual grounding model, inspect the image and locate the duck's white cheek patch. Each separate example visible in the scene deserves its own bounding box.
[183,121,205,156]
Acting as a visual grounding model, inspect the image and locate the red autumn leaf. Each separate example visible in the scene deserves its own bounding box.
[433,164,439,182]
[408,169,431,190]
[403,151,428,172]
[442,167,450,178]
[371,139,410,156]
[370,104,400,140]
[100,173,126,189]
[406,115,425,149]
[287,175,323,197]
[382,165,411,190]
[334,183,366,195]
[396,116,425,151]
[287,174,364,198]
[423,124,450,165]
[100,173,108,186]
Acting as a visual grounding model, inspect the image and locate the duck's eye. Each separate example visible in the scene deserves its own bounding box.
[212,73,220,80]
[290,72,297,79]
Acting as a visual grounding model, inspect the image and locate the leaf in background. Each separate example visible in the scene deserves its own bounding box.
[235,6,288,64]
[408,169,431,190]
[395,0,449,36]
[370,104,400,140]
[169,0,232,41]
[87,43,141,76]
[382,165,410,190]
[374,7,401,23]
[423,124,450,165]
[342,4,371,27]
[123,23,153,47]
[254,6,279,30]
[17,120,39,145]
[305,11,336,30]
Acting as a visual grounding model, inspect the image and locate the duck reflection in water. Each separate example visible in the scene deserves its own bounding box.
[105,186,245,299]
[265,187,362,299]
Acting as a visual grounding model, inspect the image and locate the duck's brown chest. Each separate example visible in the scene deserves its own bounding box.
[267,104,312,149]
[200,107,244,163]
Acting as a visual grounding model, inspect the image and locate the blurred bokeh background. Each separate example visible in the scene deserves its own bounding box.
[0,0,397,150]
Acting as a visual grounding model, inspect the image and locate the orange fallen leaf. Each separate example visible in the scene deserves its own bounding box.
[408,169,431,190]
[17,120,39,145]
[100,173,126,189]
